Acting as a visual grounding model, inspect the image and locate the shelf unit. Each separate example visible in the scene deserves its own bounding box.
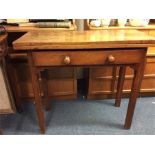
[5,20,77,32]
[86,19,155,99]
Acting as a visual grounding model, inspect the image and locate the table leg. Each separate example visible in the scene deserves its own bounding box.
[115,66,126,107]
[28,53,45,134]
[124,62,145,129]
[42,71,51,111]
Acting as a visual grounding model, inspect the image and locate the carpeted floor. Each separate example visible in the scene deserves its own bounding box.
[0,97,155,135]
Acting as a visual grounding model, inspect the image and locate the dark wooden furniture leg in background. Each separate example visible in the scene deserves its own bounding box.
[6,59,22,111]
[115,66,126,107]
[28,53,45,134]
[124,61,146,129]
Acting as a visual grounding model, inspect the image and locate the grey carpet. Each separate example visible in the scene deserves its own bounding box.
[0,97,155,135]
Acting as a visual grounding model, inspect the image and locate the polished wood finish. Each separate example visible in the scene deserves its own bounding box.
[115,66,126,107]
[125,61,146,129]
[13,30,153,133]
[13,30,155,50]
[28,53,45,133]
[32,49,145,66]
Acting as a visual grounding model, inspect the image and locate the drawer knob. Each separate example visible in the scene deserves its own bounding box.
[64,56,71,64]
[108,55,115,63]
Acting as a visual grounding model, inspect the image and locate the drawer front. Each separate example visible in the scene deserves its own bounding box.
[32,49,146,66]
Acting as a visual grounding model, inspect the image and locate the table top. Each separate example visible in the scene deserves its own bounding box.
[13,30,155,50]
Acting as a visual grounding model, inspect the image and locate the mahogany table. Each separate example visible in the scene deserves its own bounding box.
[13,30,155,133]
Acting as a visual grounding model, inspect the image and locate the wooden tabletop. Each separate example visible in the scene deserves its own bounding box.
[13,30,155,50]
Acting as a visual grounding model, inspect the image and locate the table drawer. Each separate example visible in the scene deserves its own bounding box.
[32,49,146,66]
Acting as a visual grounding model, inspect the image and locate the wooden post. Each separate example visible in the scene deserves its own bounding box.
[124,60,146,129]
[28,53,45,134]
[115,66,126,107]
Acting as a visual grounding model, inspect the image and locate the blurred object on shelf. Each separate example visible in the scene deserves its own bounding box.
[36,21,71,28]
[29,19,70,22]
[0,19,6,24]
[90,19,101,27]
[100,19,111,27]
[6,19,29,24]
[18,23,36,27]
[117,19,127,27]
[129,19,150,27]
[149,19,155,24]
[0,25,7,35]
[110,19,117,26]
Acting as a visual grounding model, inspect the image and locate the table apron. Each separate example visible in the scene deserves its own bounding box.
[31,49,146,67]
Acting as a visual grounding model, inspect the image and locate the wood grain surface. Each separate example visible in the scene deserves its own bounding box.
[13,30,155,50]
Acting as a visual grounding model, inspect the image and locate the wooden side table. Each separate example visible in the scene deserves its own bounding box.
[13,30,155,133]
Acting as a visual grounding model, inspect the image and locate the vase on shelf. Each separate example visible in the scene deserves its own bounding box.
[129,19,150,27]
[100,19,111,27]
[90,19,101,27]
[117,19,127,27]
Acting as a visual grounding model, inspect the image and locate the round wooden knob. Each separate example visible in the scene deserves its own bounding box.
[64,56,71,64]
[108,55,115,63]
